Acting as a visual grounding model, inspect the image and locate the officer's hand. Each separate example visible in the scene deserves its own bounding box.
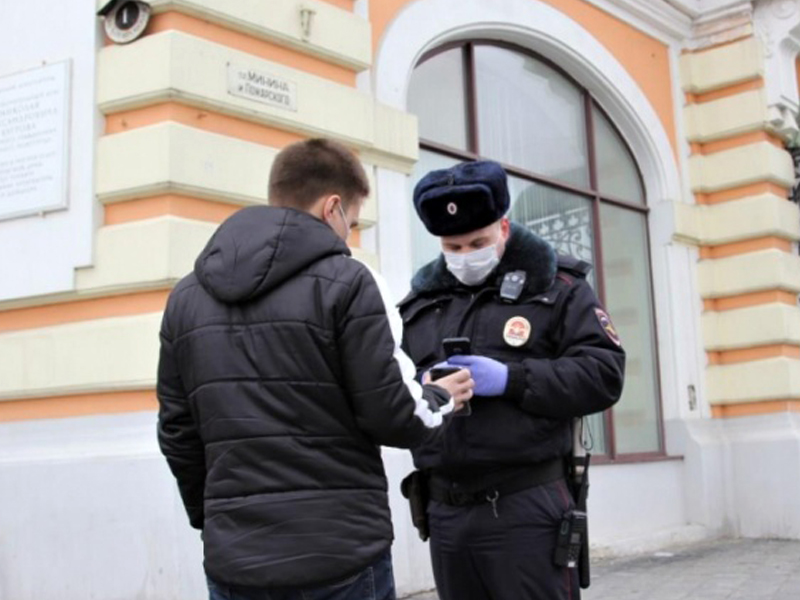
[447,355,508,397]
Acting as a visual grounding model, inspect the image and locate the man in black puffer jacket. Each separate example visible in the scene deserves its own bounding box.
[156,139,473,600]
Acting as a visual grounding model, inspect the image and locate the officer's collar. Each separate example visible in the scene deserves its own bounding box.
[406,223,556,299]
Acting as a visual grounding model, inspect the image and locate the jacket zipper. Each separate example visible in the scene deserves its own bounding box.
[455,287,498,338]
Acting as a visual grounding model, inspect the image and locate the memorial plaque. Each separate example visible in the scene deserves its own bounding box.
[227,63,298,112]
[0,61,70,220]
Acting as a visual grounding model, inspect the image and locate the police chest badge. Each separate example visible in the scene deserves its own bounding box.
[595,308,621,347]
[503,316,531,347]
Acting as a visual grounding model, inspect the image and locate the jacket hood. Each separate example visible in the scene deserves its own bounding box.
[194,206,349,303]
[405,222,557,300]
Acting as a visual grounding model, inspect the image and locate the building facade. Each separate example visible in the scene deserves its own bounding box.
[0,0,799,598]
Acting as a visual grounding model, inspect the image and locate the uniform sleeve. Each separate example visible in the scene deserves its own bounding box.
[156,310,206,530]
[502,279,625,418]
[337,262,455,448]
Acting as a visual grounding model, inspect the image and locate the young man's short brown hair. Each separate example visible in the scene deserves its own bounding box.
[268,138,370,210]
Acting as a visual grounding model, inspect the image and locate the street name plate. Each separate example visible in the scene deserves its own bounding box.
[0,61,70,220]
[227,64,298,112]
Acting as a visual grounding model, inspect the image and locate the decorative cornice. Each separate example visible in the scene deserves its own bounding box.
[96,0,372,70]
[665,0,701,19]
[586,0,693,42]
[754,0,800,143]
[689,1,755,49]
[693,0,754,25]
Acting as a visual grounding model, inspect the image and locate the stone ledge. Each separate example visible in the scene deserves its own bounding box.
[97,31,418,169]
[673,194,800,246]
[680,36,763,94]
[702,303,800,351]
[0,313,162,400]
[688,141,794,193]
[97,123,378,224]
[97,0,371,70]
[76,216,217,294]
[706,357,800,404]
[697,249,800,298]
[683,89,768,142]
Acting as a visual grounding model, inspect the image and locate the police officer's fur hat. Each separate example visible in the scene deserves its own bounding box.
[413,161,510,236]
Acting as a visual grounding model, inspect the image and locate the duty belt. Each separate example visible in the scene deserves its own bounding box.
[427,458,565,507]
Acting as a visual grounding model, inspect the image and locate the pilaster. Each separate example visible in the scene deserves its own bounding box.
[680,29,800,419]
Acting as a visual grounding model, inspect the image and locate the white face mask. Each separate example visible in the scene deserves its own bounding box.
[444,244,500,286]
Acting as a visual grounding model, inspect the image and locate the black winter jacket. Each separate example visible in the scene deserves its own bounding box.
[399,223,625,476]
[157,206,452,588]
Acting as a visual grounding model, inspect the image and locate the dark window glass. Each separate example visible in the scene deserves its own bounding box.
[474,46,589,187]
[408,48,469,151]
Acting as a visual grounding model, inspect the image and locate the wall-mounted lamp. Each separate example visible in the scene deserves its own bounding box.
[300,7,316,42]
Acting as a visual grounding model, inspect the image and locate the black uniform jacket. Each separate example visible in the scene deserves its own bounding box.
[399,223,626,477]
[157,206,452,588]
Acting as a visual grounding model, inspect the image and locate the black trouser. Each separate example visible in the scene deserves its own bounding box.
[428,479,579,600]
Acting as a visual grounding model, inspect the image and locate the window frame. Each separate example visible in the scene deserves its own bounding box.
[411,40,666,462]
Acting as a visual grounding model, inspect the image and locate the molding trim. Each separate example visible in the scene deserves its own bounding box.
[96,122,378,224]
[680,36,763,94]
[97,0,371,70]
[690,1,755,49]
[673,193,800,246]
[97,31,418,169]
[754,0,800,143]
[688,141,794,193]
[706,356,800,403]
[75,216,217,294]
[0,313,163,401]
[584,0,693,42]
[97,123,277,205]
[697,249,800,298]
[683,88,768,142]
[702,303,800,350]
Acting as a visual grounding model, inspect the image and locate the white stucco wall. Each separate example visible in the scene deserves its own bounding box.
[0,413,205,600]
[0,414,704,600]
[0,1,99,301]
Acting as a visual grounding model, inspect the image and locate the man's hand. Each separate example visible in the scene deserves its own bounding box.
[424,367,474,412]
[447,355,508,396]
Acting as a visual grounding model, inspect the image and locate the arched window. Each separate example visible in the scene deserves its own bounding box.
[407,41,662,458]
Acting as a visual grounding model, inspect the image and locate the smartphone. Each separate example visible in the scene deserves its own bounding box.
[429,366,461,381]
[442,337,472,358]
[429,366,472,417]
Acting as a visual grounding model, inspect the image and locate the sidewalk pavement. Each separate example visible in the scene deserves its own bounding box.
[403,538,800,600]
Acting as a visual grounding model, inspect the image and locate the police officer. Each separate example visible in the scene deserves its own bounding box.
[399,160,626,600]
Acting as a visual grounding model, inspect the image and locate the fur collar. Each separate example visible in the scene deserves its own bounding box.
[407,222,556,298]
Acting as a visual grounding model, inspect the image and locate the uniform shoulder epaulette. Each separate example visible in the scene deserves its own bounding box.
[556,254,593,279]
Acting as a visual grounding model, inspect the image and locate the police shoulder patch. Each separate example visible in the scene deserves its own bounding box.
[594,308,621,347]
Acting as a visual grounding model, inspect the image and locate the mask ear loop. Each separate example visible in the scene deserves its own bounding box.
[328,199,349,241]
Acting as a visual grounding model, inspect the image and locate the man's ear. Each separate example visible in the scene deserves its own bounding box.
[500,217,511,241]
[320,194,342,221]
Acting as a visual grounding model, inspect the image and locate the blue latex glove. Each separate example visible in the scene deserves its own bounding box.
[447,355,508,396]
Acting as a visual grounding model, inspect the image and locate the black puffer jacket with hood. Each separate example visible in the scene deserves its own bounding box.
[157,206,453,588]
